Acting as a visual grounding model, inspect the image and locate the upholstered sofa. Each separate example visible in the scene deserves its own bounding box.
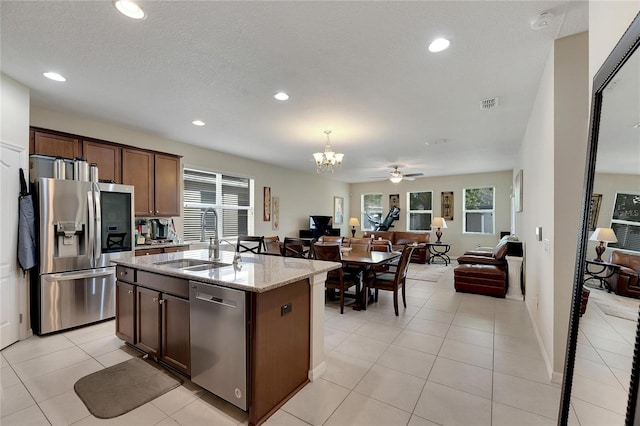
[361,231,430,263]
[607,250,640,299]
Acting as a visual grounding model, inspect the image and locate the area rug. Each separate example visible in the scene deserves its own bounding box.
[408,264,450,283]
[589,289,640,321]
[74,357,182,419]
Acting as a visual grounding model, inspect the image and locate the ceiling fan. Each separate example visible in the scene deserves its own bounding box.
[387,166,424,183]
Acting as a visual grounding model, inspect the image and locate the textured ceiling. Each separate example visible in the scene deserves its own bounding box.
[1,1,589,183]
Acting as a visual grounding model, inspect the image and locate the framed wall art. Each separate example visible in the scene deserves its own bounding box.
[263,186,271,221]
[514,170,523,212]
[333,196,344,224]
[272,196,280,230]
[589,193,602,231]
[441,191,454,221]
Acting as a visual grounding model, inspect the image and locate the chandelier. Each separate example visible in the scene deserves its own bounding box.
[313,130,344,173]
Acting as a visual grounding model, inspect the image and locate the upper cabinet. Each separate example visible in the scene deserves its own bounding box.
[154,154,180,217]
[30,130,80,158]
[83,140,121,184]
[122,148,180,217]
[30,128,181,217]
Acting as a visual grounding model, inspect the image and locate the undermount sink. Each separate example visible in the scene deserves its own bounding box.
[154,259,231,271]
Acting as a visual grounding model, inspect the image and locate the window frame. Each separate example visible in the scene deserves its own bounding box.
[608,191,640,253]
[463,186,496,234]
[361,193,383,231]
[406,190,433,232]
[182,166,255,242]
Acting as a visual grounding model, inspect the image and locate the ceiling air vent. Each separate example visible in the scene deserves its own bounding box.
[480,97,500,110]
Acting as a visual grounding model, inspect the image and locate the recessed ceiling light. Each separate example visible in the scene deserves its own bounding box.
[428,38,450,53]
[43,72,66,82]
[274,92,289,101]
[192,120,205,126]
[114,0,145,20]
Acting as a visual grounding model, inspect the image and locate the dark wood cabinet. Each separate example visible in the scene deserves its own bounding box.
[30,130,81,158]
[122,148,155,216]
[115,281,136,344]
[135,245,188,256]
[135,247,164,257]
[154,154,180,216]
[136,286,161,357]
[122,148,180,217]
[83,140,121,183]
[161,294,191,375]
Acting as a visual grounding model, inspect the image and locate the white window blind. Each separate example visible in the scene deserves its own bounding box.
[183,168,253,241]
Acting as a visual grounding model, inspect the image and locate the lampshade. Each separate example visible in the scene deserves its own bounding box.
[348,217,360,227]
[589,227,618,243]
[430,217,448,229]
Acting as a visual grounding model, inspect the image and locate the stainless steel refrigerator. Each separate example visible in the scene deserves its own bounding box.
[31,178,135,335]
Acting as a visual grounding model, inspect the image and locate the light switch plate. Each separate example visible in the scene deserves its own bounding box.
[536,227,542,241]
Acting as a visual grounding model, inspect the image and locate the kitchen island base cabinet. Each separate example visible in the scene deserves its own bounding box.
[136,286,161,358]
[249,279,310,426]
[161,294,191,375]
[115,281,136,345]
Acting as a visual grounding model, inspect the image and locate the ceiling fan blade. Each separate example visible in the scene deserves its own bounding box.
[403,176,415,181]
[403,173,424,178]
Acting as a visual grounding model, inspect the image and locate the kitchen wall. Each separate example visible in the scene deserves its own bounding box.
[349,170,513,258]
[30,105,350,240]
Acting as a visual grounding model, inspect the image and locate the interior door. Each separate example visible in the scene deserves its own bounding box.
[0,143,26,349]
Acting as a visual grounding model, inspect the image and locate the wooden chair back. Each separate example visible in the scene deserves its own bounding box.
[263,236,281,255]
[349,237,372,254]
[283,237,314,258]
[236,235,264,254]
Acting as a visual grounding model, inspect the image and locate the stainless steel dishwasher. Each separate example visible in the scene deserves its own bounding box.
[189,281,248,410]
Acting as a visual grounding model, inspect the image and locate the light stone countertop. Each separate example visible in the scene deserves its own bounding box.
[111,249,341,293]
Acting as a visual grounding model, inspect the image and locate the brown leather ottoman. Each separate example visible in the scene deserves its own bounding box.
[454,264,507,297]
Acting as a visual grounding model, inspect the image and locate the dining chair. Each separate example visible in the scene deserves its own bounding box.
[349,237,372,254]
[236,235,264,254]
[283,237,314,258]
[318,236,343,245]
[366,245,415,316]
[313,243,360,314]
[263,235,282,255]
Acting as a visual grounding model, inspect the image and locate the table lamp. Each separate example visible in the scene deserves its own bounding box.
[589,227,617,262]
[348,217,360,238]
[430,217,447,243]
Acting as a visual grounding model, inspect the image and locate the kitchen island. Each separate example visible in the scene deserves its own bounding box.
[111,249,340,426]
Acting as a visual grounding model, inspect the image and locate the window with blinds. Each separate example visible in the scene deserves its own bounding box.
[609,193,640,252]
[183,168,254,242]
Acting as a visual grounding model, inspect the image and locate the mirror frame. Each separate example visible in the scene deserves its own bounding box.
[559,12,640,426]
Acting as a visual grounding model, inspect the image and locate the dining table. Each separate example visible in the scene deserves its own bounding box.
[340,249,401,310]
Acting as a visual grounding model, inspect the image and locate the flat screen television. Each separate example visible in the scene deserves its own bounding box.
[309,215,332,230]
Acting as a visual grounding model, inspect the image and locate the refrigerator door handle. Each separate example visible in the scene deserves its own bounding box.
[87,189,95,268]
[43,267,114,282]
[93,183,102,263]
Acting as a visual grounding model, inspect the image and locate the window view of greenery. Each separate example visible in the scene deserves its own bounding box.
[464,187,495,234]
[609,193,640,252]
[362,193,383,231]
[183,168,253,241]
[408,191,433,231]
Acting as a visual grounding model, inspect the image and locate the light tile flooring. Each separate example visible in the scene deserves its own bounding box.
[1,263,635,425]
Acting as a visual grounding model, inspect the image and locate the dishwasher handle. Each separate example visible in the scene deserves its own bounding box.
[195,292,237,308]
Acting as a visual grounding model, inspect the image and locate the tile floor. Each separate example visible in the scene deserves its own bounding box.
[1,263,634,425]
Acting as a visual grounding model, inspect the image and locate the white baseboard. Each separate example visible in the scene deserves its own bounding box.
[525,302,557,382]
[308,361,326,382]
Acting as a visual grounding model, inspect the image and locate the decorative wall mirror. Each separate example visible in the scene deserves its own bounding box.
[559,13,640,426]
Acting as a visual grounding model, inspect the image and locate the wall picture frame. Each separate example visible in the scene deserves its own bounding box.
[333,196,344,224]
[514,170,523,212]
[441,191,454,221]
[263,186,271,221]
[589,193,602,231]
[272,196,280,230]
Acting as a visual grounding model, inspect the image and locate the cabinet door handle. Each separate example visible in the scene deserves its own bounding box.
[159,299,164,305]
[128,290,133,294]
[156,210,159,214]
[152,297,158,302]
[149,210,152,213]
[120,271,127,276]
